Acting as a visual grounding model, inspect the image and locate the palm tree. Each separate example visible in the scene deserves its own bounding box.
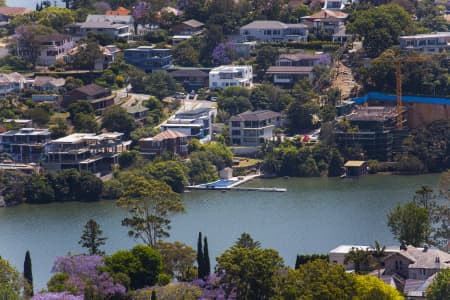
[371,240,386,278]
[344,247,372,274]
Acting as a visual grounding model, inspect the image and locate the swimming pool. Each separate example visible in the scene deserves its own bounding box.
[198,179,238,188]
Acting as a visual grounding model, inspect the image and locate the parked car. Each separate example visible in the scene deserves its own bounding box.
[189,90,195,99]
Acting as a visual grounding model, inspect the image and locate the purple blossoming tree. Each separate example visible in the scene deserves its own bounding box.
[49,255,125,298]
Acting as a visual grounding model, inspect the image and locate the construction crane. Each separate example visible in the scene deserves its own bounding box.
[371,50,433,129]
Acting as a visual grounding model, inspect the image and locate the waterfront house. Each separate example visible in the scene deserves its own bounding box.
[124,46,173,72]
[343,160,367,178]
[0,72,26,95]
[0,128,51,163]
[62,83,114,113]
[139,129,188,158]
[172,19,204,35]
[240,20,308,42]
[161,107,217,140]
[276,52,330,67]
[400,32,450,54]
[169,69,209,91]
[229,110,282,146]
[329,244,450,298]
[209,65,253,89]
[44,132,131,173]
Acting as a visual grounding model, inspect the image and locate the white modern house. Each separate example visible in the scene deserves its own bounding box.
[209,65,253,89]
[229,110,282,146]
[240,20,308,42]
[400,32,450,54]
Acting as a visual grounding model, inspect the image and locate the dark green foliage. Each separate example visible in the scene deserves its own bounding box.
[101,106,136,137]
[68,101,95,119]
[136,72,178,100]
[328,149,344,177]
[203,237,210,277]
[217,87,252,116]
[141,160,188,193]
[77,171,103,202]
[347,4,413,57]
[387,201,430,246]
[197,232,204,279]
[255,46,278,79]
[70,39,103,71]
[294,254,329,269]
[286,101,319,134]
[24,175,55,204]
[72,113,98,133]
[235,232,261,249]
[151,290,157,300]
[344,248,372,274]
[406,120,450,172]
[105,245,162,290]
[78,219,107,255]
[427,269,450,300]
[23,251,33,297]
[118,150,139,169]
[26,107,51,126]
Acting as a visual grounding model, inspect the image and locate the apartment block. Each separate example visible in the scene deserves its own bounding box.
[0,128,51,163]
[124,46,173,72]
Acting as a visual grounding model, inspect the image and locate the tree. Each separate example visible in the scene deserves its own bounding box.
[142,160,189,193]
[186,152,219,184]
[216,246,284,299]
[197,232,205,279]
[50,254,125,297]
[144,72,178,100]
[286,100,319,134]
[116,177,185,247]
[35,7,76,33]
[203,236,210,278]
[173,41,199,66]
[344,248,372,274]
[101,106,136,137]
[347,4,413,57]
[72,112,98,133]
[24,174,55,204]
[328,149,344,177]
[105,245,162,290]
[78,219,107,255]
[274,260,357,299]
[427,269,450,300]
[77,171,103,202]
[23,251,33,297]
[353,275,404,300]
[371,241,386,279]
[71,39,104,71]
[0,257,22,294]
[26,107,51,126]
[255,46,278,79]
[234,232,261,249]
[387,201,430,246]
[156,240,196,281]
[68,101,94,119]
[50,116,68,139]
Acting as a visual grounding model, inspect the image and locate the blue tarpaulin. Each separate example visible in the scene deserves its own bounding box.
[352,92,450,105]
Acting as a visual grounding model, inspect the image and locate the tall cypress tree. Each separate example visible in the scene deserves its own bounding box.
[203,236,210,277]
[23,250,33,297]
[197,232,204,278]
[151,290,157,300]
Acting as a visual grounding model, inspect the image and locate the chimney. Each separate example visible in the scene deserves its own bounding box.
[423,244,429,252]
[400,241,407,251]
[435,256,440,263]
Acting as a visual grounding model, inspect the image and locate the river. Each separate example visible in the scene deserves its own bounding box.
[0,174,440,290]
[7,0,65,9]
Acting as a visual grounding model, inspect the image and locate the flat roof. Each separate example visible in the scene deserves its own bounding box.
[400,32,450,39]
[344,161,366,167]
[52,133,96,143]
[329,245,372,253]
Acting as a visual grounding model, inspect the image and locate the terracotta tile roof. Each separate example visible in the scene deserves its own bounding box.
[143,129,187,141]
[105,7,131,16]
[0,7,31,16]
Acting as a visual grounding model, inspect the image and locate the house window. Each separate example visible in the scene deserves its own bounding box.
[231,130,241,136]
[231,121,240,127]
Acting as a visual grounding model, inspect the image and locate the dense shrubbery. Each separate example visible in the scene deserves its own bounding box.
[0,169,103,206]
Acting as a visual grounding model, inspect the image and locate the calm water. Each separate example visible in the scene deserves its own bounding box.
[7,0,64,9]
[0,174,440,290]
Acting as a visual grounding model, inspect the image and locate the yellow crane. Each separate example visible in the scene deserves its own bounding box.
[371,50,433,129]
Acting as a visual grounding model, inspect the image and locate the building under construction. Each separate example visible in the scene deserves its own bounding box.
[335,106,408,161]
